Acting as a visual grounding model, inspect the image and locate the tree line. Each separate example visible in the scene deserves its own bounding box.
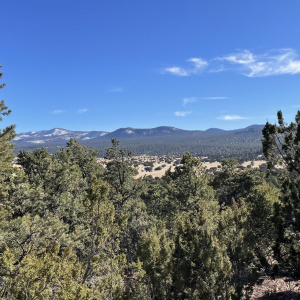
[13,129,263,163]
[1,65,300,299]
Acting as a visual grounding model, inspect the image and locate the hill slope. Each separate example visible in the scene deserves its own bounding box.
[13,125,265,161]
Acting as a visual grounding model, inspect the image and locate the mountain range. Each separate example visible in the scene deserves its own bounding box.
[13,125,265,160]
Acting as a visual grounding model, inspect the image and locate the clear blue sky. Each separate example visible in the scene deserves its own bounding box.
[1,0,300,133]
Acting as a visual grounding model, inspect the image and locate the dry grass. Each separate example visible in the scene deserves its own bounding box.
[98,155,266,179]
[241,160,266,168]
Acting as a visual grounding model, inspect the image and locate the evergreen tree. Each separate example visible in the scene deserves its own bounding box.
[163,153,214,216]
[219,183,277,300]
[0,65,16,199]
[139,222,174,299]
[171,198,233,299]
[212,159,266,206]
[104,139,149,263]
[262,110,300,276]
[105,138,141,208]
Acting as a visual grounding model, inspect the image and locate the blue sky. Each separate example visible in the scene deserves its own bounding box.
[1,0,300,133]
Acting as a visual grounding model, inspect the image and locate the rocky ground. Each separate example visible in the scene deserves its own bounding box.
[249,277,300,299]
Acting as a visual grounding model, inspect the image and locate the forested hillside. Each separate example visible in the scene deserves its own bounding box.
[1,67,300,299]
[13,126,264,162]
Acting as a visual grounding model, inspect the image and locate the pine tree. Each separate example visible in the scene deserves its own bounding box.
[172,199,233,300]
[139,222,174,299]
[163,152,214,215]
[105,138,140,208]
[262,110,300,276]
[0,65,16,199]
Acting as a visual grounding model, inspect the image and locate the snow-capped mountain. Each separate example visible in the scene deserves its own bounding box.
[12,125,264,157]
[13,128,108,145]
[14,125,265,145]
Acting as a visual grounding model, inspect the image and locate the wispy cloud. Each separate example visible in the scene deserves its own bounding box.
[199,97,228,100]
[183,97,198,106]
[78,108,88,114]
[218,50,255,65]
[182,96,228,106]
[208,67,226,73]
[52,110,64,114]
[163,49,300,78]
[218,49,300,77]
[164,58,208,76]
[219,115,249,121]
[189,58,208,69]
[175,111,192,117]
[110,87,123,93]
[165,67,189,76]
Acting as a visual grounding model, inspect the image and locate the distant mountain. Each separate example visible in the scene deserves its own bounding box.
[14,125,264,144]
[14,128,108,145]
[13,125,265,160]
[205,128,226,133]
[104,126,198,139]
[230,125,264,134]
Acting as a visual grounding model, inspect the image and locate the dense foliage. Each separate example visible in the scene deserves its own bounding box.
[1,67,300,298]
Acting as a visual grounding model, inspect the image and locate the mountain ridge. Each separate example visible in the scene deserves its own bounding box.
[13,125,265,159]
[15,124,264,141]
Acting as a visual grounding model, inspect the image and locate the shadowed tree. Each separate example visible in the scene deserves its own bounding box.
[262,110,300,276]
[0,65,16,199]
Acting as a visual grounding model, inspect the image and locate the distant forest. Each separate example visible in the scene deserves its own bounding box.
[14,129,263,162]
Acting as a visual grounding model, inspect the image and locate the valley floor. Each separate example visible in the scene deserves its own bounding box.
[98,155,267,178]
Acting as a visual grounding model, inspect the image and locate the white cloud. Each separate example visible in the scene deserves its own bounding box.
[78,108,88,114]
[164,57,208,76]
[175,111,192,117]
[219,49,300,77]
[110,87,123,93]
[183,97,198,106]
[220,50,255,65]
[52,110,64,114]
[163,49,300,78]
[219,115,248,121]
[165,67,189,76]
[188,58,208,70]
